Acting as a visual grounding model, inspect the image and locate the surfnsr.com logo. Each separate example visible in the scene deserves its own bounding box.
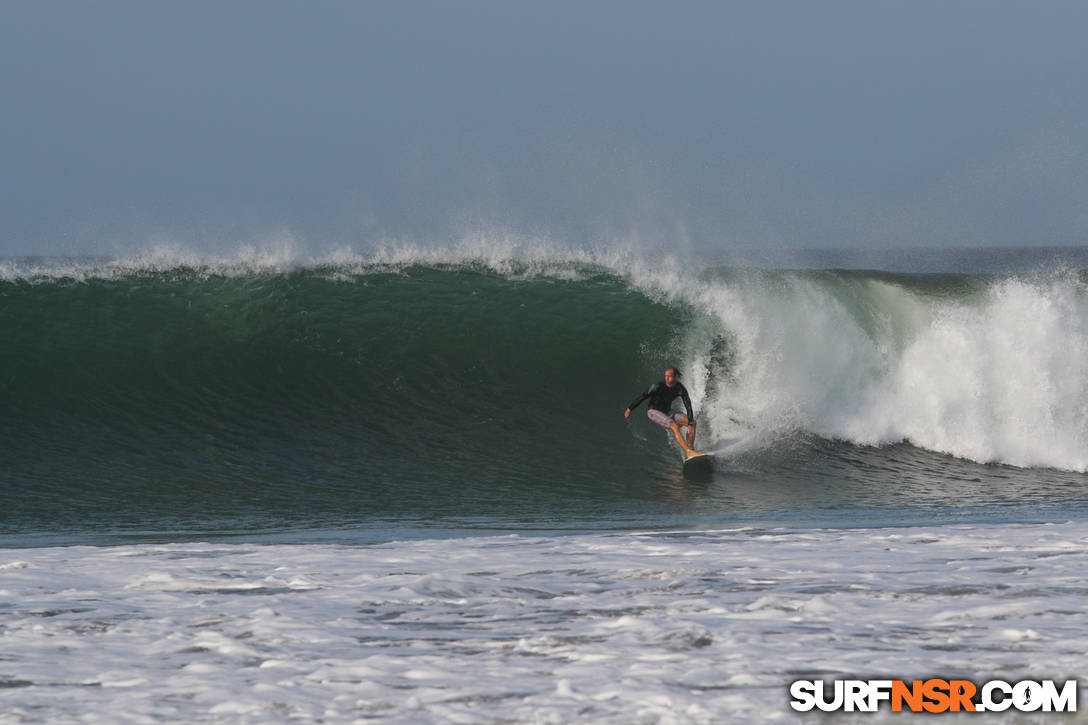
[789,679,1078,713]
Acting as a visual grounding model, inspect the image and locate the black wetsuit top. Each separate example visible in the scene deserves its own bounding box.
[628,381,695,423]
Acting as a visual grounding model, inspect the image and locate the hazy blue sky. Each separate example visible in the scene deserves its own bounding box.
[3,1,1087,255]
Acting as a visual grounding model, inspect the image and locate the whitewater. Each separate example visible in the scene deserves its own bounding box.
[3,241,1088,722]
[3,524,1087,723]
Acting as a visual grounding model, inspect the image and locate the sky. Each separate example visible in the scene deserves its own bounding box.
[3,1,1087,256]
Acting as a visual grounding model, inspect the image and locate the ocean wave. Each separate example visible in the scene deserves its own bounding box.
[3,242,1088,536]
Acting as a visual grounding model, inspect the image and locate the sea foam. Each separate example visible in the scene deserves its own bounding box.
[1,522,1084,723]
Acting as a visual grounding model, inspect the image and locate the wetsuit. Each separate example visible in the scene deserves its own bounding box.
[628,381,695,423]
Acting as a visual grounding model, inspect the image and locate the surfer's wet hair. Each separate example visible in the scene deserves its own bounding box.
[665,366,681,378]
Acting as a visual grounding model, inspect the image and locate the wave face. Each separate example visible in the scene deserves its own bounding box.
[3,248,1088,540]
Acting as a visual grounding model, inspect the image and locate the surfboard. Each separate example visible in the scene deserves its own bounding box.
[682,452,713,475]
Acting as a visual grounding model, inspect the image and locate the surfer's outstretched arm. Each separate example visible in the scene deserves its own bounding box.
[625,383,659,418]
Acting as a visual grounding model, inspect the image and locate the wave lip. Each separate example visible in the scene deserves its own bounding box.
[0,235,647,283]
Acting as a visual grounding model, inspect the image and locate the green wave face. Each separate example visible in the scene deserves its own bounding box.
[1,266,692,535]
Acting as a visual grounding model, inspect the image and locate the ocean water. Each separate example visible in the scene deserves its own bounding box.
[3,243,1088,722]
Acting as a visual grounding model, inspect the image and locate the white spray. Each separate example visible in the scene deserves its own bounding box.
[667,269,1088,472]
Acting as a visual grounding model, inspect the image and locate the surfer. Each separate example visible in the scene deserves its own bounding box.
[625,367,706,458]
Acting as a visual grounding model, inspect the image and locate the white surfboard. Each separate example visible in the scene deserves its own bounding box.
[682,452,713,473]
